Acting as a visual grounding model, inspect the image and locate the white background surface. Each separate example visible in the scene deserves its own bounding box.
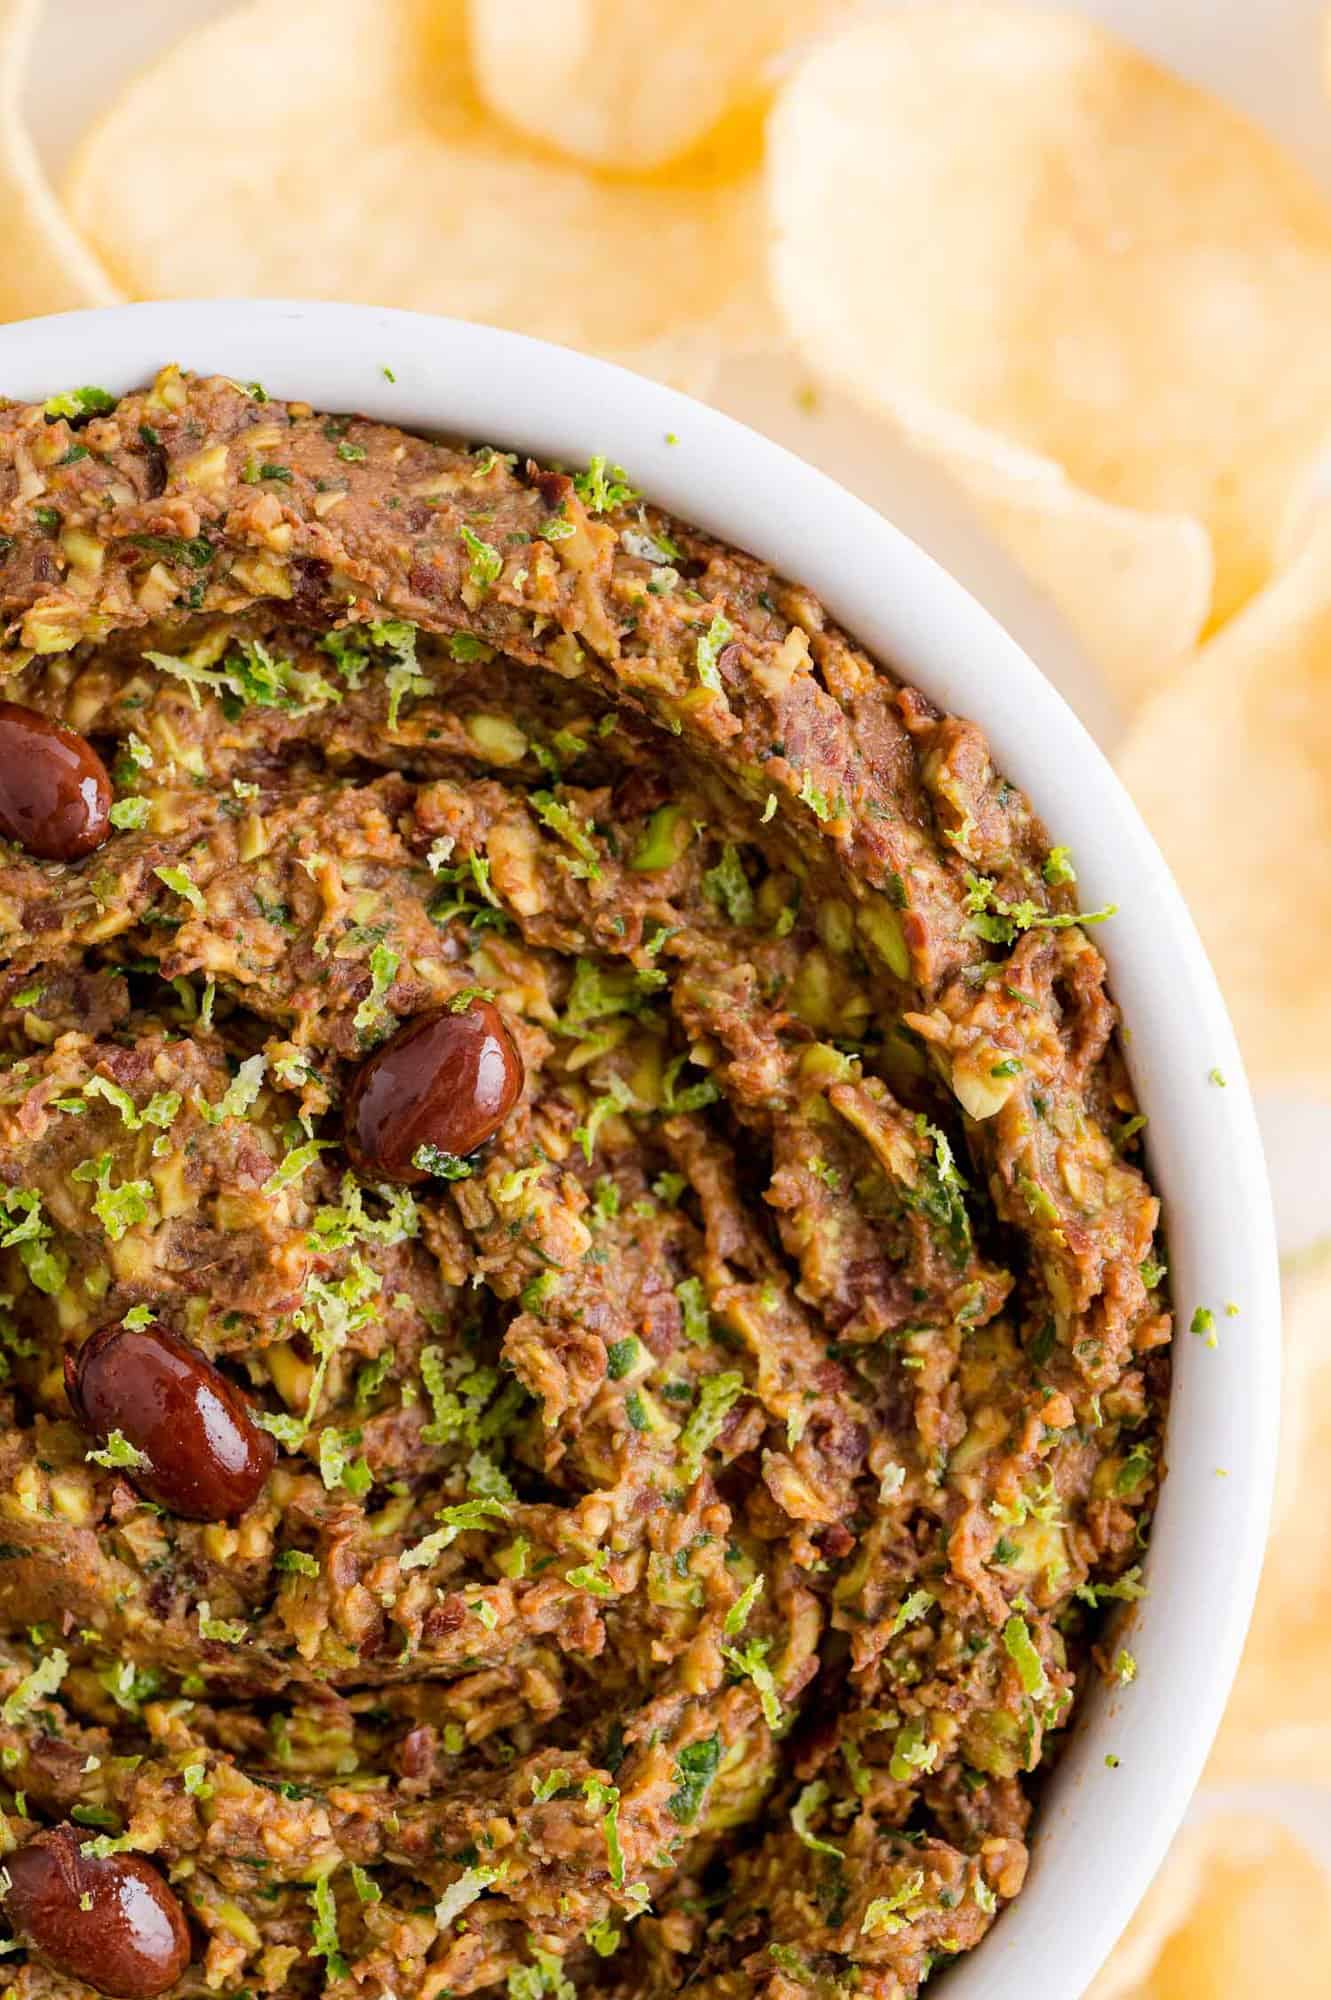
[19,0,1331,1957]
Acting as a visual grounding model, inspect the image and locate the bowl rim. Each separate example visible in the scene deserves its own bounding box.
[0,300,1282,1996]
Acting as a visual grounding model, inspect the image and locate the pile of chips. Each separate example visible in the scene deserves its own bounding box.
[4,0,1331,1985]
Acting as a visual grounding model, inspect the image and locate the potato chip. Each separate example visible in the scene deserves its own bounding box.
[891,402,1213,712]
[710,351,1210,718]
[1117,509,1331,1089]
[1205,1249,1331,1781]
[467,0,833,173]
[0,0,119,319]
[768,6,1331,623]
[63,0,778,392]
[1090,1812,1331,1997]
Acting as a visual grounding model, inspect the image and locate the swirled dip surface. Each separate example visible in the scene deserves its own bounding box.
[0,372,1169,2000]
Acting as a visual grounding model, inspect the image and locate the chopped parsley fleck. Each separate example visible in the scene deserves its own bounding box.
[197,1601,248,1644]
[1190,1305,1218,1347]
[702,843,755,926]
[276,1549,320,1578]
[86,1430,150,1474]
[605,1337,640,1381]
[573,457,637,513]
[964,872,1115,945]
[0,1187,67,1294]
[889,1589,936,1638]
[675,1276,711,1346]
[129,531,213,569]
[44,386,115,420]
[789,1779,842,1857]
[461,523,503,589]
[889,1717,939,1782]
[583,1775,625,1888]
[435,1861,505,1931]
[399,1496,509,1571]
[1002,1614,1049,1700]
[566,1548,615,1599]
[722,1637,781,1727]
[153,864,205,913]
[724,1574,765,1637]
[412,1143,474,1180]
[678,1372,745,1479]
[2,1647,68,1726]
[862,1872,929,1937]
[70,1153,152,1241]
[353,941,400,1042]
[695,613,733,692]
[532,790,601,874]
[668,1735,721,1825]
[309,1873,347,1978]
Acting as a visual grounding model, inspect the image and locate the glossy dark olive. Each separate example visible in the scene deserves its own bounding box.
[2,1824,191,1998]
[344,999,525,1184]
[0,701,112,860]
[66,1319,276,1521]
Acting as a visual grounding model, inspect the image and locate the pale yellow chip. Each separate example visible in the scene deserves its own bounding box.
[1206,1248,1331,1782]
[768,5,1331,623]
[892,402,1213,713]
[0,0,119,319]
[1090,1812,1331,1998]
[467,0,834,174]
[63,0,778,392]
[1117,510,1331,1091]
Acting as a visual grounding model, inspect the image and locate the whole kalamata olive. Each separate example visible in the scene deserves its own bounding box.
[66,1319,275,1521]
[2,1824,191,1998]
[344,999,524,1184]
[0,702,112,860]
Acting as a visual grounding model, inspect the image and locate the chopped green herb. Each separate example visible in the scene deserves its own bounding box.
[1190,1305,1217,1348]
[702,843,755,926]
[862,1872,928,1938]
[276,1549,320,1578]
[695,613,733,692]
[964,872,1115,945]
[353,941,400,1041]
[197,1601,248,1644]
[724,1574,765,1637]
[2,1647,68,1726]
[153,864,205,913]
[86,1430,151,1474]
[722,1637,781,1727]
[573,457,637,512]
[675,1276,711,1346]
[789,1779,842,1857]
[44,386,115,420]
[70,1153,151,1241]
[678,1372,745,1479]
[667,1735,721,1825]
[309,1873,347,1978]
[461,523,503,589]
[889,1589,936,1638]
[1003,1615,1049,1700]
[413,1143,474,1180]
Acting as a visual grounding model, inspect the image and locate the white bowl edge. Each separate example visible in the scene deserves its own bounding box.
[0,301,1282,1998]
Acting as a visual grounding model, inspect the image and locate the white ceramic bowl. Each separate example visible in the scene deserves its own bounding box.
[0,301,1281,1998]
